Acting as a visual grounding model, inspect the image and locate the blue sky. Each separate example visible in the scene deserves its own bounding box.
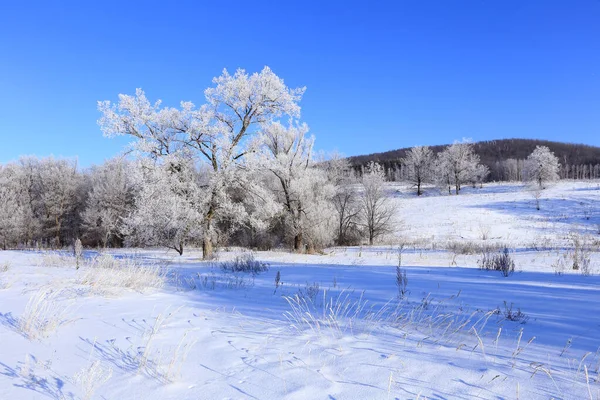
[1,0,599,167]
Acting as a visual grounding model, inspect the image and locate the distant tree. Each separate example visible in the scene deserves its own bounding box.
[359,162,395,245]
[523,146,560,189]
[471,163,490,188]
[437,140,482,195]
[402,146,434,196]
[324,153,361,245]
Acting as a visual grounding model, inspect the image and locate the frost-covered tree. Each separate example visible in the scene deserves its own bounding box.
[359,162,395,245]
[323,154,360,245]
[523,146,560,189]
[81,158,134,247]
[29,158,82,247]
[402,146,434,196]
[14,157,45,246]
[122,157,204,255]
[257,122,335,252]
[437,140,482,195]
[0,165,25,249]
[98,67,305,259]
[470,163,490,188]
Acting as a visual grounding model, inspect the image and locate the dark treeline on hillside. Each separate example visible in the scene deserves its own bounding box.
[349,139,600,181]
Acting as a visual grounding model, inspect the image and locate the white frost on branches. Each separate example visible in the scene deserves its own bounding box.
[98,67,305,258]
[523,145,560,189]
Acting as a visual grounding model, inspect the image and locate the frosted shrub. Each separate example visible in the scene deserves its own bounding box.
[73,238,83,269]
[569,234,592,275]
[395,266,408,299]
[501,301,528,323]
[220,253,268,276]
[274,270,281,293]
[478,248,515,277]
[78,254,166,294]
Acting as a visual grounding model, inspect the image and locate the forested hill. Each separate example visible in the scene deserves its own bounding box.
[348,138,600,181]
[349,139,600,166]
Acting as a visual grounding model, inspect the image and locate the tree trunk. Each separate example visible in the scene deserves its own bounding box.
[294,232,303,253]
[176,243,184,256]
[202,199,216,260]
[306,240,315,254]
[417,178,422,196]
[202,237,213,260]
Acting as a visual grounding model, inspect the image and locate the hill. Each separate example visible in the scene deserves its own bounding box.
[348,138,600,181]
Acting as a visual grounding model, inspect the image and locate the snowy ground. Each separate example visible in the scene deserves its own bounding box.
[1,181,600,399]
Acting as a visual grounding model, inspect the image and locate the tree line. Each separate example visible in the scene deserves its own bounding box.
[0,68,398,256]
[350,138,600,182]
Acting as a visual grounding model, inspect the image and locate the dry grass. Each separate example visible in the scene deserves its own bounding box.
[18,287,71,339]
[0,260,10,272]
[74,360,113,400]
[0,261,14,289]
[39,252,76,268]
[77,254,166,294]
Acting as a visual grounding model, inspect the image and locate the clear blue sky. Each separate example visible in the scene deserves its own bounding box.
[1,0,599,167]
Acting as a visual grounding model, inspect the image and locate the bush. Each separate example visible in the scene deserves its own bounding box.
[395,266,408,299]
[501,301,528,323]
[219,253,268,276]
[478,248,515,277]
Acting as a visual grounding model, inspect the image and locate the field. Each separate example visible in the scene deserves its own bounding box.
[1,181,599,399]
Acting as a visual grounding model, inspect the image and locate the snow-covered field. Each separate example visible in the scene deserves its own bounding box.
[1,181,600,399]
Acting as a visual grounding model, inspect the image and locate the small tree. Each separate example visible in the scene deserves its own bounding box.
[359,162,395,245]
[324,154,360,245]
[531,187,542,210]
[471,164,490,188]
[523,146,560,189]
[402,146,434,196]
[257,121,335,252]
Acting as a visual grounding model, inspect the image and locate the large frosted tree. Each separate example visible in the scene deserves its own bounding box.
[98,67,305,259]
[523,145,560,189]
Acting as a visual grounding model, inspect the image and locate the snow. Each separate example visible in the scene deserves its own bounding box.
[1,181,600,399]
